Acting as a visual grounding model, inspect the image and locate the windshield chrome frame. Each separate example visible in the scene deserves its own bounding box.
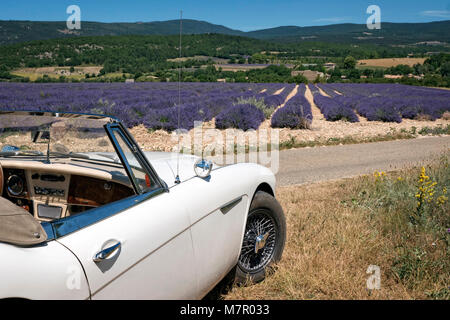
[0,110,118,122]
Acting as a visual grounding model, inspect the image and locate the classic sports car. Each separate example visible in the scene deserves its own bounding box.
[0,111,286,300]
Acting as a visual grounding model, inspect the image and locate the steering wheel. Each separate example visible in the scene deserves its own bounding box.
[0,162,3,196]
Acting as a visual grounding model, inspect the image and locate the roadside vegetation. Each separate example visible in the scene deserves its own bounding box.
[225,154,449,299]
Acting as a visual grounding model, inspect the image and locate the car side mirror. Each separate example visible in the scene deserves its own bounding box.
[194,159,213,179]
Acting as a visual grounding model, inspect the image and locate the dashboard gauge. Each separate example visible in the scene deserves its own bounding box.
[7,175,24,196]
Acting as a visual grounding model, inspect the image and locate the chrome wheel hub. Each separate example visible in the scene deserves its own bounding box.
[238,209,277,273]
[255,232,269,254]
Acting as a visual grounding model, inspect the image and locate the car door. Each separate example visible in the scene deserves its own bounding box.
[55,125,198,299]
[182,168,250,297]
[56,189,197,299]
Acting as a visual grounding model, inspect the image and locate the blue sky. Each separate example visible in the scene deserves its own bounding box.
[1,0,449,31]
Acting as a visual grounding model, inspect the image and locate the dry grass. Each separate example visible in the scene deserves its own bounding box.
[11,66,103,81]
[215,65,268,72]
[357,58,427,68]
[224,156,449,300]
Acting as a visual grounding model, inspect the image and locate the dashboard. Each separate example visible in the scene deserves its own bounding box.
[1,164,135,222]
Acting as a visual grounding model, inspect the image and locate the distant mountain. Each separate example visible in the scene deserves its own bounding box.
[0,19,449,46]
[0,19,244,45]
[247,21,450,45]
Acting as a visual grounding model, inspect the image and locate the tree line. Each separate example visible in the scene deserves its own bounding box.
[0,33,448,87]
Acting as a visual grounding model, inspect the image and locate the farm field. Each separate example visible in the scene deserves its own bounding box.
[0,82,448,152]
[10,66,104,81]
[357,58,427,68]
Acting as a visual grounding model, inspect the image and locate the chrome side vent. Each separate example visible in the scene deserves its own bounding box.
[220,197,243,215]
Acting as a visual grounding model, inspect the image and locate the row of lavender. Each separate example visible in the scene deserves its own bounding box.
[215,84,295,130]
[271,84,313,129]
[268,83,449,127]
[317,83,450,123]
[309,84,359,122]
[0,83,293,131]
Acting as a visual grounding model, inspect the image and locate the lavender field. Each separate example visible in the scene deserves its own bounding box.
[316,83,450,123]
[0,82,448,132]
[0,82,292,131]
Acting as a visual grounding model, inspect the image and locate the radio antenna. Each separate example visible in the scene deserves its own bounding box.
[174,10,182,185]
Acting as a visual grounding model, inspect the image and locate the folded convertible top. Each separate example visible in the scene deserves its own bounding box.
[0,197,47,246]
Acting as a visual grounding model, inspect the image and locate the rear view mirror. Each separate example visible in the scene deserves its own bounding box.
[31,130,50,144]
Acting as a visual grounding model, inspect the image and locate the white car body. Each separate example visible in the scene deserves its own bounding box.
[0,146,276,300]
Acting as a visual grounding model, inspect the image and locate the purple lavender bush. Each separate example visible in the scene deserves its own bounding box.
[309,84,359,122]
[215,104,265,131]
[356,97,402,123]
[264,95,285,108]
[143,103,212,131]
[271,103,312,129]
[271,86,313,129]
[314,95,359,122]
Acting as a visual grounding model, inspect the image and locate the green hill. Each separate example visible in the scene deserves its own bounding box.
[247,21,450,44]
[0,19,449,46]
[0,20,244,45]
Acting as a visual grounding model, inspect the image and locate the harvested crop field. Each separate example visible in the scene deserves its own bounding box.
[358,58,427,68]
[11,66,103,81]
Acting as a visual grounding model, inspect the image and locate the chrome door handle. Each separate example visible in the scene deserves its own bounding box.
[93,240,121,262]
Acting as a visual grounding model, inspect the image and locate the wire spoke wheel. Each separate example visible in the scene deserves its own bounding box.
[235,191,286,284]
[238,208,277,273]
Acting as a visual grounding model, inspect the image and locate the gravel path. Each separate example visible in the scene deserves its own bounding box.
[275,135,450,186]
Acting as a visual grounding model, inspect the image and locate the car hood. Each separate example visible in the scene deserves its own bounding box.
[144,152,211,188]
[87,151,216,188]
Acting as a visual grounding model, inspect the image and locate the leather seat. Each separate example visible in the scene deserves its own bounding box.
[0,197,29,215]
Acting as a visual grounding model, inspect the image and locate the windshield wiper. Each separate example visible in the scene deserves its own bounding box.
[0,150,44,157]
[93,153,121,163]
[48,151,90,160]
[0,150,90,160]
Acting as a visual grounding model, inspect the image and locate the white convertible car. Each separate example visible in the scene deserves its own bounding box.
[0,111,286,300]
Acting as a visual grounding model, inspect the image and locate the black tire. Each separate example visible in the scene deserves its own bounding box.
[235,191,286,284]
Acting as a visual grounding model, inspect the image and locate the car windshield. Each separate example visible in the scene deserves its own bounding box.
[0,112,115,158]
[0,112,155,232]
[0,112,156,195]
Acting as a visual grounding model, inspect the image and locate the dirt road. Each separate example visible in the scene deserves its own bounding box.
[275,135,450,186]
